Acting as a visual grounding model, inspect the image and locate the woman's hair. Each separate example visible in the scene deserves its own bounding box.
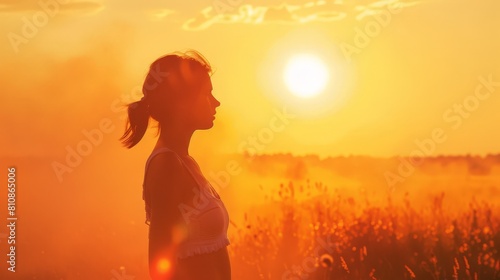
[120,50,213,149]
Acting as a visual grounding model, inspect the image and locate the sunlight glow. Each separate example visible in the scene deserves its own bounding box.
[157,258,171,274]
[283,54,329,98]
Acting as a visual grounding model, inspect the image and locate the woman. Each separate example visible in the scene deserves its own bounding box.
[120,50,231,280]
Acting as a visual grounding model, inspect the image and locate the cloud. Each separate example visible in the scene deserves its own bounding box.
[181,0,425,31]
[145,8,176,21]
[0,0,104,14]
[262,2,346,24]
[355,0,421,20]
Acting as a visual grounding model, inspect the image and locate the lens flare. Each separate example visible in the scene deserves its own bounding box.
[157,258,171,274]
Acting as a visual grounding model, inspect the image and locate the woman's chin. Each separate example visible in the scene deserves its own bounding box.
[198,121,215,130]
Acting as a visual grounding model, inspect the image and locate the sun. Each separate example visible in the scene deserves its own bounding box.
[283,54,329,98]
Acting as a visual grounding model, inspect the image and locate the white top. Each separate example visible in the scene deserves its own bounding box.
[142,147,230,259]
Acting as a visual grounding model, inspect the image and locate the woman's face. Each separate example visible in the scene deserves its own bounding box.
[179,72,220,130]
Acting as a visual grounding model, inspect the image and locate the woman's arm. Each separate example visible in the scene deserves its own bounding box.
[146,152,186,279]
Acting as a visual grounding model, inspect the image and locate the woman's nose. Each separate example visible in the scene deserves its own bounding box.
[213,97,221,108]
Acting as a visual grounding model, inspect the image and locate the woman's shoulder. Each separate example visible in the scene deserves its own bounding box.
[146,149,185,179]
[147,147,181,164]
[144,150,192,204]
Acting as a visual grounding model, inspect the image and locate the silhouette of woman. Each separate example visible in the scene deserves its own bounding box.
[120,50,230,280]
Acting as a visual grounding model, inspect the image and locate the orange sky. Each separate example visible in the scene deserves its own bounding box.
[1,0,500,159]
[0,3,499,277]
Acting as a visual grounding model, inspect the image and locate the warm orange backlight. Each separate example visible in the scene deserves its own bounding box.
[157,258,171,274]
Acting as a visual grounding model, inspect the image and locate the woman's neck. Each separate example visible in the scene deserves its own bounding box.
[155,124,194,157]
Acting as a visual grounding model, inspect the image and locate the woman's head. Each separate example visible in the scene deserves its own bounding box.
[120,50,220,149]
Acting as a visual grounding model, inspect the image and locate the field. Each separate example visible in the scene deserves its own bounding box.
[1,153,499,280]
[231,181,499,279]
[227,154,500,280]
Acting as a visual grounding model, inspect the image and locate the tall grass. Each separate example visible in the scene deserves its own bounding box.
[229,180,500,280]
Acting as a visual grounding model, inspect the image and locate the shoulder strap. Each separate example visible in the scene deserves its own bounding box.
[142,147,218,198]
[142,147,183,187]
[181,157,221,199]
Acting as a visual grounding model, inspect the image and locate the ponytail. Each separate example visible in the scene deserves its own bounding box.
[120,50,212,149]
[120,99,150,149]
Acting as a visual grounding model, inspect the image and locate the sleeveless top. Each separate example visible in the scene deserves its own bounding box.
[142,147,230,259]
